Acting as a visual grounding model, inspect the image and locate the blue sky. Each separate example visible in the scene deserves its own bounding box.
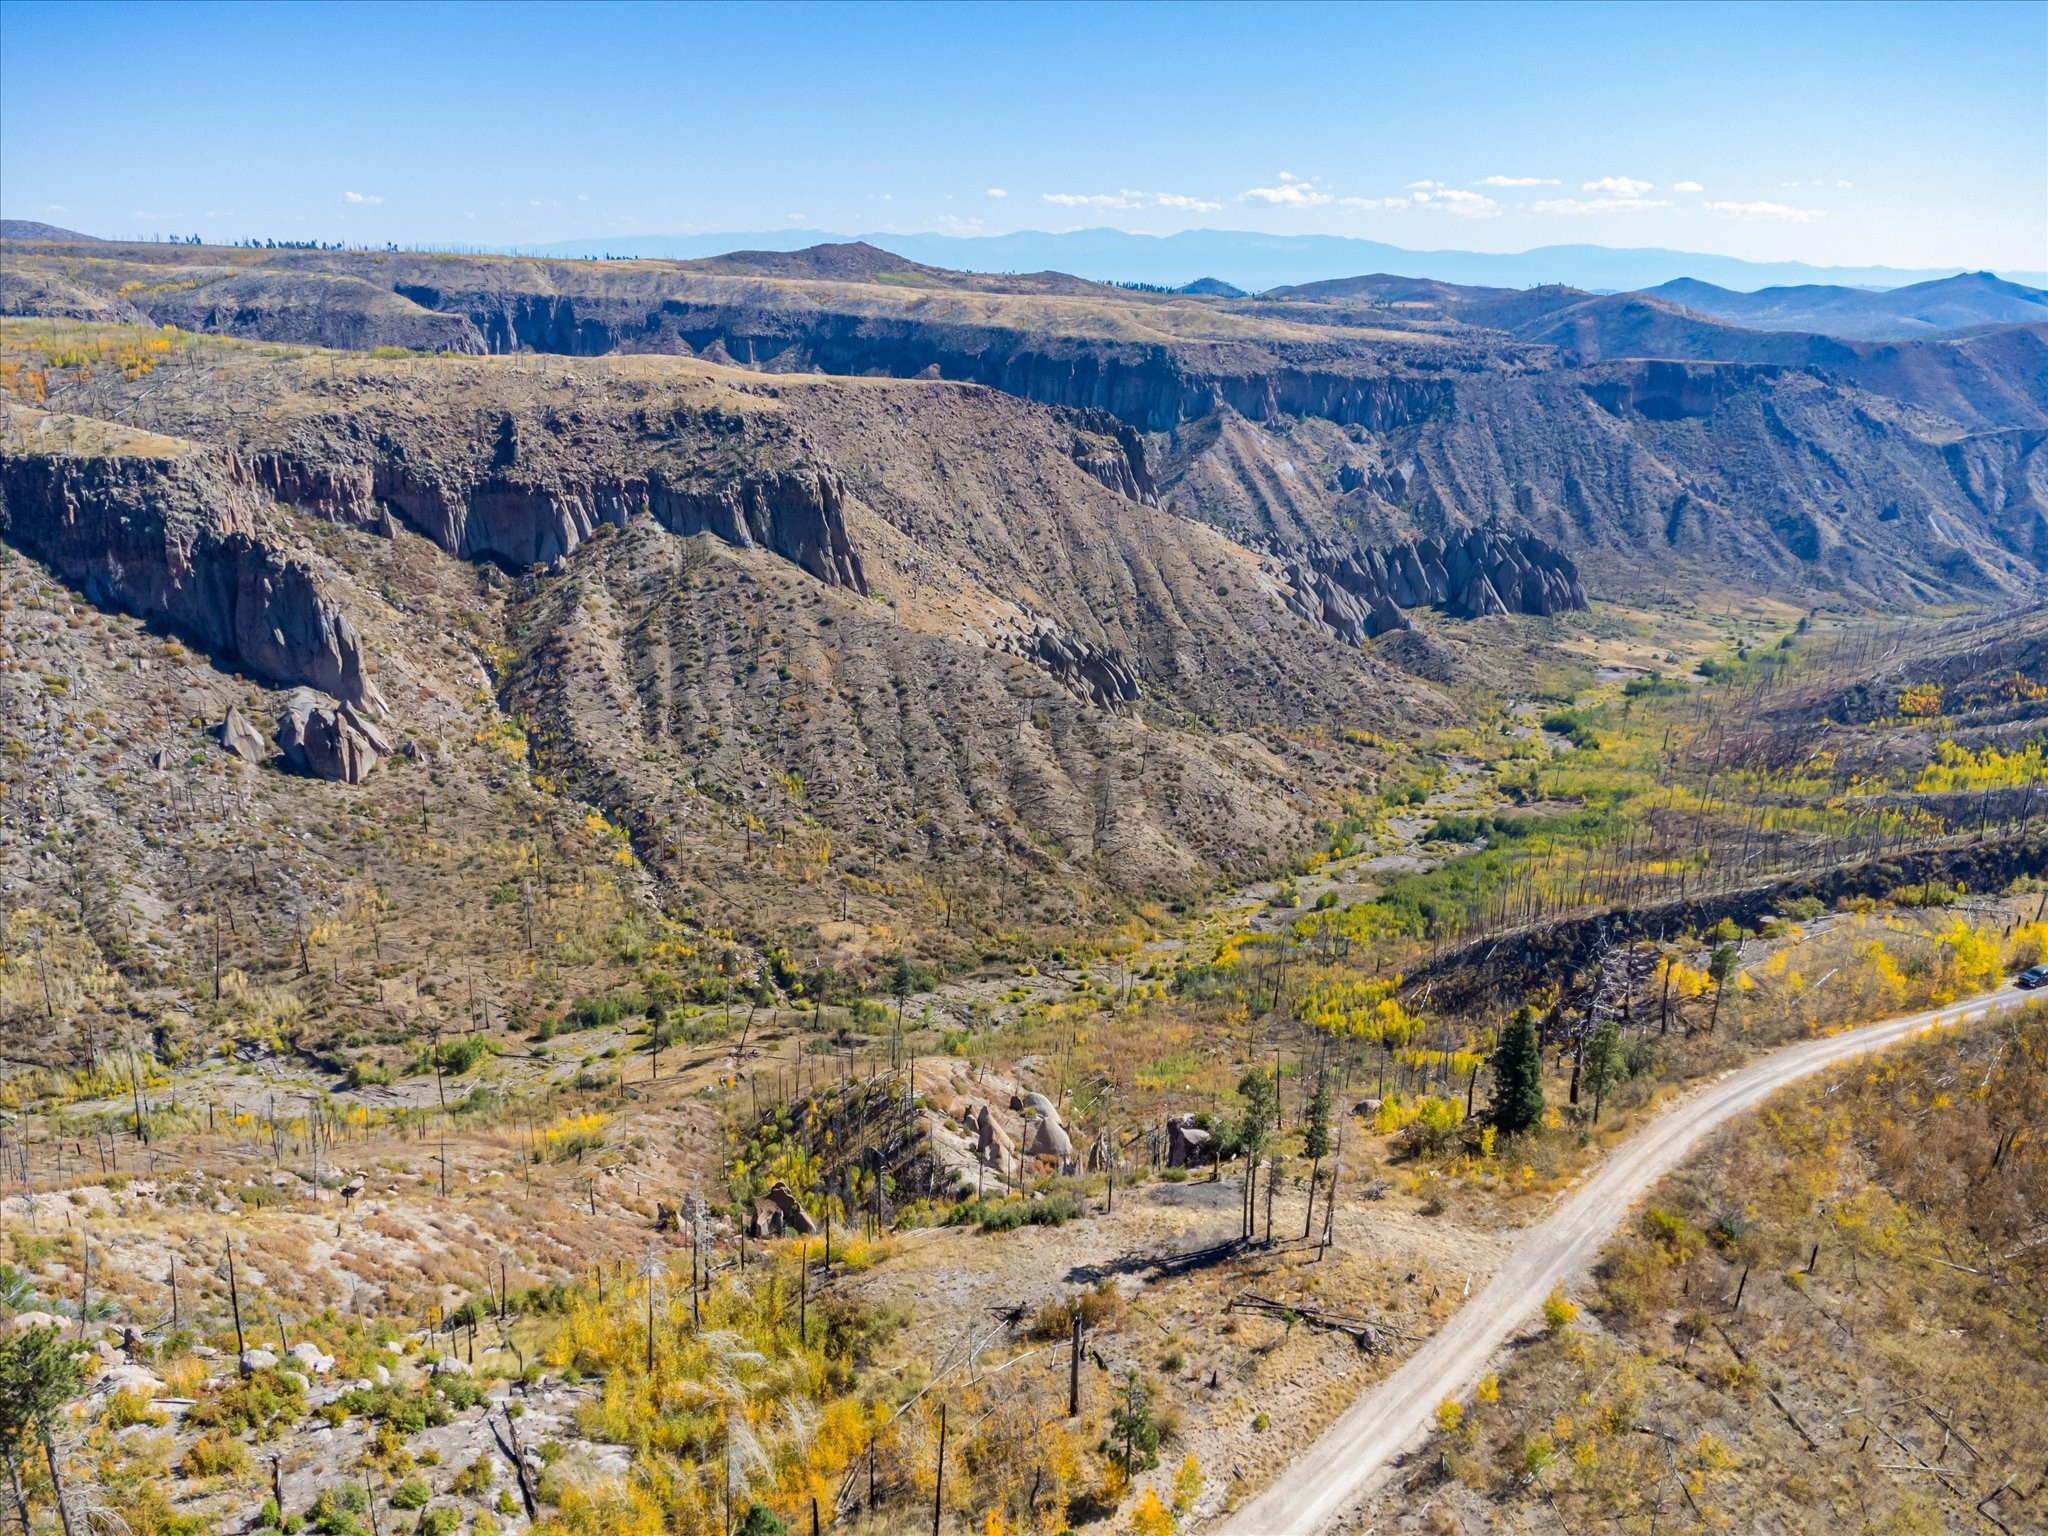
[3,0,2042,270]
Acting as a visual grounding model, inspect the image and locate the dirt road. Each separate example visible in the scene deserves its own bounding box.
[1218,984,2032,1535]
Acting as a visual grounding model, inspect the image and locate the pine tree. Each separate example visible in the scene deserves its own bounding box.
[1301,1071,1333,1240]
[0,1323,81,1536]
[1582,1015,1625,1122]
[1489,1006,1545,1137]
[1235,1067,1277,1241]
[1708,943,1740,1034]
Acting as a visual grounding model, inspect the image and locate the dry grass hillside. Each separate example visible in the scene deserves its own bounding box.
[0,240,2045,1536]
[1353,1004,2048,1535]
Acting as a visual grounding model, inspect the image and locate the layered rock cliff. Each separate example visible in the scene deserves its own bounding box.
[0,428,377,707]
[227,384,875,590]
[1281,527,1588,642]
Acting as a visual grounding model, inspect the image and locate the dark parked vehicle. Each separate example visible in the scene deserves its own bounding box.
[2017,965,2048,989]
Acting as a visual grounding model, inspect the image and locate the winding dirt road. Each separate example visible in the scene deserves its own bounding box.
[1220,984,2031,1535]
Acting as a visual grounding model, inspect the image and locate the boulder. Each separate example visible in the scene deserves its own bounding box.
[1166,1115,1212,1169]
[277,688,388,783]
[97,1363,163,1396]
[238,1348,278,1372]
[289,1342,334,1376]
[975,1105,1017,1174]
[748,1180,818,1238]
[218,704,266,763]
[1025,1116,1074,1162]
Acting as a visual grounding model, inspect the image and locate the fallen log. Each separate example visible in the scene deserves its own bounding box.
[1228,1290,1407,1353]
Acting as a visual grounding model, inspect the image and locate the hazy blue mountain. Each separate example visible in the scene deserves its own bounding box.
[517,226,2047,296]
[1641,272,2048,340]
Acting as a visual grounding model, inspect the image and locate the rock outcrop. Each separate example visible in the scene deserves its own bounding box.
[0,440,379,708]
[990,618,1140,708]
[1166,1114,1212,1168]
[252,440,868,592]
[1282,526,1588,642]
[748,1181,818,1238]
[277,689,389,783]
[974,1104,1017,1177]
[218,705,266,763]
[649,469,867,592]
[1010,1091,1077,1168]
[1068,415,1159,504]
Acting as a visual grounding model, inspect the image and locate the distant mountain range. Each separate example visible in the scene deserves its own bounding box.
[1641,273,2048,341]
[517,226,2048,297]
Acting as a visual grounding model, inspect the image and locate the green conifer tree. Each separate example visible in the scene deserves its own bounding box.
[1489,1006,1545,1137]
[1582,1015,1625,1122]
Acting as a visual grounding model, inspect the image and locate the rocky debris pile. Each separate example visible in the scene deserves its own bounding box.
[994,616,1140,709]
[1283,525,1588,642]
[289,1341,335,1376]
[277,688,390,783]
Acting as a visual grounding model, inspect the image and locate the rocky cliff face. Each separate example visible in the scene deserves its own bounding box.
[1581,360,1783,421]
[992,617,1142,708]
[1281,527,1587,642]
[1155,360,2048,607]
[13,241,2048,608]
[142,271,485,355]
[1068,413,1159,505]
[647,468,867,592]
[244,403,870,589]
[0,437,377,707]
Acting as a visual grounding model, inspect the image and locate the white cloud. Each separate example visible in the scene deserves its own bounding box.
[1043,188,1222,212]
[1532,195,1671,214]
[1704,199,1825,221]
[986,188,1007,198]
[575,193,590,202]
[1582,176,1654,197]
[1244,174,1334,207]
[785,212,807,222]
[345,191,383,205]
[529,199,561,208]
[1412,186,1498,215]
[1835,179,1853,189]
[1344,184,1498,216]
[1673,180,1705,193]
[1475,175,1560,187]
